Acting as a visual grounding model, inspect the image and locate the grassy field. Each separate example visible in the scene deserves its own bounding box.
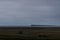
[0,27,60,40]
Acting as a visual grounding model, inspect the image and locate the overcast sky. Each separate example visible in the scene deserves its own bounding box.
[0,0,60,26]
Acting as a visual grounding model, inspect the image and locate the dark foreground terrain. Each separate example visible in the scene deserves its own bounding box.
[0,26,60,40]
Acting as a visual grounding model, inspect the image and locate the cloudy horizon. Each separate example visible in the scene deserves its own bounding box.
[0,0,60,26]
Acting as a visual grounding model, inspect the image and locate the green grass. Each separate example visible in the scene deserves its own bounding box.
[0,27,60,40]
[0,35,60,40]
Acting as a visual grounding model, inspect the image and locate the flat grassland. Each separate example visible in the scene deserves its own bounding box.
[0,26,60,40]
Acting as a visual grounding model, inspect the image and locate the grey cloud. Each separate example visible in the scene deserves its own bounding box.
[0,0,60,26]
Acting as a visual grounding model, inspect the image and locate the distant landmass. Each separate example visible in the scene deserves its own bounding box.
[31,25,58,27]
[0,25,59,27]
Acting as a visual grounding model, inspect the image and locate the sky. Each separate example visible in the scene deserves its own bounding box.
[0,0,60,26]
